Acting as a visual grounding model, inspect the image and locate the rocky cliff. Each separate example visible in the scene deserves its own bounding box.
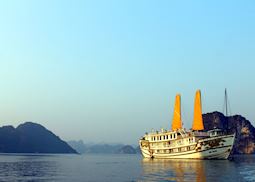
[203,112,255,154]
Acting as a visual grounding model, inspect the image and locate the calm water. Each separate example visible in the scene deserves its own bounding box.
[0,154,254,182]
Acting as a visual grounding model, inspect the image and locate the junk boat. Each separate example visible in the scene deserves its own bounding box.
[139,90,235,159]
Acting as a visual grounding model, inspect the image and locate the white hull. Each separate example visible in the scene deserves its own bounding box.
[140,134,235,159]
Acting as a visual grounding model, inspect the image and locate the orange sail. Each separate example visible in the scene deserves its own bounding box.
[172,94,182,131]
[192,90,204,130]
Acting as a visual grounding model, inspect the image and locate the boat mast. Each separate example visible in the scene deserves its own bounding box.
[224,88,229,131]
[225,88,228,117]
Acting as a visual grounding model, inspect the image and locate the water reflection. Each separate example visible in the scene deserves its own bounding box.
[141,158,206,182]
[140,156,255,182]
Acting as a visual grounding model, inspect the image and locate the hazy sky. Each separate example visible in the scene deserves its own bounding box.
[0,0,255,144]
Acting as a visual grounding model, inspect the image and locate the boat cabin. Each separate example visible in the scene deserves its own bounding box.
[208,129,224,137]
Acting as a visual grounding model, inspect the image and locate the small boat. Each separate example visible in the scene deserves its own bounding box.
[139,90,235,159]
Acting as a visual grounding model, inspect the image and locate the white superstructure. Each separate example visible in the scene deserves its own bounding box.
[139,128,235,159]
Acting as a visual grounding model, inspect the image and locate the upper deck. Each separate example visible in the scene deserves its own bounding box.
[141,128,226,144]
[141,128,214,143]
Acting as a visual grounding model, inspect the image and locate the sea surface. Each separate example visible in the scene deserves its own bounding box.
[0,154,254,182]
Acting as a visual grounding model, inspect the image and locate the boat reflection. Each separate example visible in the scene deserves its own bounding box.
[141,158,206,182]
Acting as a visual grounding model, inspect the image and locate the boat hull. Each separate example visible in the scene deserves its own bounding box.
[140,134,235,159]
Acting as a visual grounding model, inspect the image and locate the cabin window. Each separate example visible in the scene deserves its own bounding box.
[187,146,190,151]
[163,135,165,140]
[159,136,161,140]
[178,148,181,152]
[166,135,168,139]
[189,138,193,143]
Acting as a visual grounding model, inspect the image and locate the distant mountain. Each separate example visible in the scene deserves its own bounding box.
[68,141,139,154]
[203,112,255,154]
[68,140,87,154]
[0,122,77,154]
[85,144,125,154]
[117,145,136,154]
